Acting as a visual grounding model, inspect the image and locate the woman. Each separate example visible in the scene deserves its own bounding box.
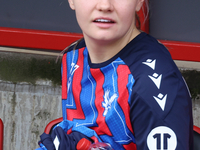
[37,0,193,149]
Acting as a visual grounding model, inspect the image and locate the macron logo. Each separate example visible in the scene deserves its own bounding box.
[153,93,167,111]
[142,59,156,70]
[70,63,79,75]
[148,73,162,89]
[68,63,79,92]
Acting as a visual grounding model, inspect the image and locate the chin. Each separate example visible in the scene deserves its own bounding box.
[94,34,120,42]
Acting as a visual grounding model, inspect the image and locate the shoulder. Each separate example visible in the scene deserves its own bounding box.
[121,32,180,78]
[62,39,87,70]
[123,33,189,113]
[63,38,86,54]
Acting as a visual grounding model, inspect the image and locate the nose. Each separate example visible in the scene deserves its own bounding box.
[96,0,114,12]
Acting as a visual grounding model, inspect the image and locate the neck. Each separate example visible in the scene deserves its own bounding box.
[84,29,141,64]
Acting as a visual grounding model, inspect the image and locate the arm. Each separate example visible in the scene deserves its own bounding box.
[38,127,92,150]
[130,67,193,150]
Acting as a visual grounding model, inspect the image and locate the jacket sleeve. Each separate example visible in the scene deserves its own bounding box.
[37,127,92,150]
[130,64,193,150]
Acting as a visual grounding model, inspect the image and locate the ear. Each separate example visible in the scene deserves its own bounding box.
[68,0,75,10]
[136,0,144,12]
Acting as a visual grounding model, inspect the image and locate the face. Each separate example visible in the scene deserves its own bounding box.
[68,0,144,44]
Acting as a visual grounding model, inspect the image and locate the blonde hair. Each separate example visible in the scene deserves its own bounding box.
[136,0,149,29]
[56,37,84,63]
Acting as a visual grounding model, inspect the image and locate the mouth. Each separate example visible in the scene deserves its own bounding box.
[93,19,115,23]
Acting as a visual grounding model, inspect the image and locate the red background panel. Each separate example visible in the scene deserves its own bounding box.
[0,27,82,51]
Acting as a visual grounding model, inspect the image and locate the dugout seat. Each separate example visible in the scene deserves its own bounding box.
[44,117,63,134]
[44,118,200,149]
[0,118,3,150]
[194,125,200,149]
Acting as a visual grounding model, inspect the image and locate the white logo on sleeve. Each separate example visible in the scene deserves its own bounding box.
[147,126,177,150]
[142,59,156,70]
[153,93,167,111]
[67,63,79,92]
[148,73,162,89]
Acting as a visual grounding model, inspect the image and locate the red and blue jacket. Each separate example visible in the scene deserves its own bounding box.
[38,32,193,150]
